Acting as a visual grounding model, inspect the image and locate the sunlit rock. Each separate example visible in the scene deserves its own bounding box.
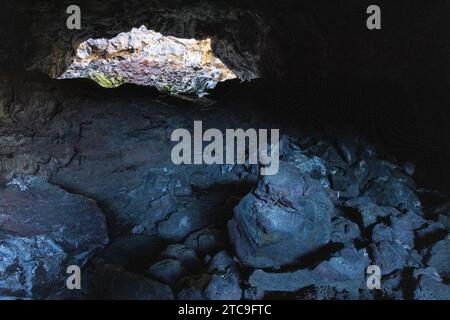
[59,25,237,96]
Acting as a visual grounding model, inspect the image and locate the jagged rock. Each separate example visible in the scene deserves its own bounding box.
[283,150,329,188]
[380,270,403,299]
[344,196,397,228]
[177,274,211,300]
[184,227,227,255]
[229,161,334,268]
[147,259,187,286]
[177,288,207,300]
[243,287,265,300]
[330,160,373,198]
[414,275,450,300]
[331,216,361,245]
[415,222,447,250]
[334,135,377,166]
[60,26,237,96]
[390,214,415,250]
[249,247,370,294]
[371,215,414,251]
[0,177,108,299]
[298,286,362,300]
[160,244,201,270]
[208,251,239,276]
[363,178,420,212]
[370,241,409,275]
[205,274,242,300]
[426,235,450,280]
[157,194,224,242]
[0,235,67,299]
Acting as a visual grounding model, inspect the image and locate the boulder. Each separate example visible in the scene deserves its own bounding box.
[414,275,450,300]
[249,247,370,294]
[184,227,227,256]
[370,241,409,275]
[229,161,334,268]
[147,259,187,286]
[205,274,242,300]
[160,244,201,270]
[331,216,361,245]
[427,235,450,280]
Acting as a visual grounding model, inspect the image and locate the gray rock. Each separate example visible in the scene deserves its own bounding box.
[157,193,226,242]
[205,274,242,300]
[178,288,207,300]
[249,247,370,294]
[415,222,447,243]
[414,275,450,300]
[380,270,403,299]
[345,196,396,228]
[390,214,415,250]
[0,235,67,299]
[371,214,414,251]
[364,179,420,212]
[243,287,265,300]
[427,235,450,280]
[0,178,108,299]
[184,227,227,255]
[331,216,360,245]
[147,259,187,286]
[177,274,211,300]
[208,251,238,275]
[283,150,329,188]
[229,161,334,268]
[370,241,409,275]
[160,244,200,270]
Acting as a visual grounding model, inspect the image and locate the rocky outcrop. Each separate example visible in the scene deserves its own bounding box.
[228,161,334,268]
[59,26,236,96]
[13,0,290,81]
[0,177,108,299]
[0,1,449,300]
[248,247,370,297]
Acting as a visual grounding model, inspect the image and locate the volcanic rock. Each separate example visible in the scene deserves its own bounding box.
[229,161,334,268]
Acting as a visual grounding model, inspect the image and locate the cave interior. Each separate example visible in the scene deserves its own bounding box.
[0,0,449,300]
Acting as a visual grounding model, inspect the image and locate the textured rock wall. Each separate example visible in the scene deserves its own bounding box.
[59,25,237,95]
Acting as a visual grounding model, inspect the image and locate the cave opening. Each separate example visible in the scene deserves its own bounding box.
[58,25,238,96]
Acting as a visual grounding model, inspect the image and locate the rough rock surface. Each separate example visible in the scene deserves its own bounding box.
[228,161,334,268]
[0,177,108,299]
[248,247,370,296]
[60,26,236,96]
[0,0,449,299]
[0,76,448,299]
[426,236,450,280]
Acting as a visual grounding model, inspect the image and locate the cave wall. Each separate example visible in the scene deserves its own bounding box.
[0,0,449,190]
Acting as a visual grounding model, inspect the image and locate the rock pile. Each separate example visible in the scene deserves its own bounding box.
[0,80,448,300]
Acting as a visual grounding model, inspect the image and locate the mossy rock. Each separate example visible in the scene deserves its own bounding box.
[88,71,125,88]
